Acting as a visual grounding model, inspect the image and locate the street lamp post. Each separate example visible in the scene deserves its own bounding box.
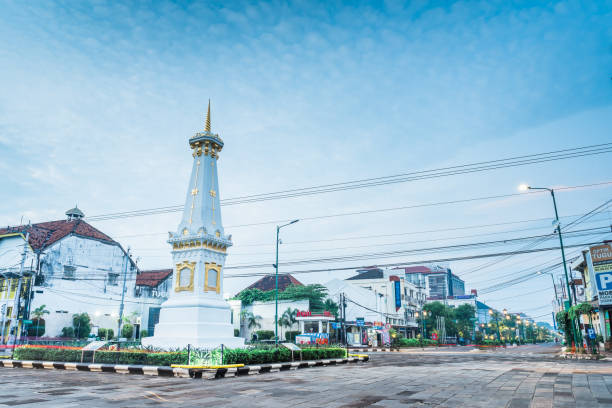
[519,184,579,348]
[274,219,299,346]
[519,185,573,306]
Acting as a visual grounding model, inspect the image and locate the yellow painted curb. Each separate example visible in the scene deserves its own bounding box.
[348,354,368,358]
[170,363,244,369]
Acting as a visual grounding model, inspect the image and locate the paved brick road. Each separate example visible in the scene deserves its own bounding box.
[0,344,611,407]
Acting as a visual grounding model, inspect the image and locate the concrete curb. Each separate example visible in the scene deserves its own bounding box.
[0,356,368,379]
[560,353,603,360]
[349,348,400,352]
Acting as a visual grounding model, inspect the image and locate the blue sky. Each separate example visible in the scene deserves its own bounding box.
[1,0,611,323]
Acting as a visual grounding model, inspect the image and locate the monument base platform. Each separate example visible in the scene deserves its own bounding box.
[142,294,245,350]
[142,334,244,350]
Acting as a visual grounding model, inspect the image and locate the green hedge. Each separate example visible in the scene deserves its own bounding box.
[14,346,346,366]
[223,347,346,365]
[255,330,275,340]
[285,330,300,342]
[399,338,436,347]
[13,347,188,366]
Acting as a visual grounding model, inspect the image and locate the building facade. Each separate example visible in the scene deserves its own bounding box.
[400,265,465,300]
[344,268,425,337]
[0,207,165,341]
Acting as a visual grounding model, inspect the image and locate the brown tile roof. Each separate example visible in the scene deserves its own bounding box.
[245,274,303,292]
[0,219,117,252]
[136,269,173,287]
[400,266,434,274]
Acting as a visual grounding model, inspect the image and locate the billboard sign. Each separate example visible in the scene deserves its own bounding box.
[295,333,329,345]
[590,244,612,306]
[394,280,401,311]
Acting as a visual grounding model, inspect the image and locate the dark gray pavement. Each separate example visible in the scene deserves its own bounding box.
[0,343,611,407]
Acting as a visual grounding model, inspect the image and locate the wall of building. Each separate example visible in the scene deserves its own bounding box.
[1,235,165,338]
[229,299,309,340]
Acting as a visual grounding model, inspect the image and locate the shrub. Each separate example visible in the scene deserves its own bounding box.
[121,324,134,339]
[26,320,45,337]
[399,338,436,347]
[13,347,188,366]
[140,329,149,338]
[223,347,345,365]
[285,330,300,342]
[255,330,275,340]
[60,327,74,338]
[98,328,114,340]
[13,346,345,366]
[72,313,91,339]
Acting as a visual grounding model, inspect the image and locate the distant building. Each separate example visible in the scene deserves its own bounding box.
[399,265,465,300]
[345,267,425,337]
[242,273,303,293]
[229,273,307,340]
[134,269,173,336]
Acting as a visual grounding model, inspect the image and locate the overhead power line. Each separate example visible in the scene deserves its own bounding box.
[223,227,609,270]
[85,143,612,221]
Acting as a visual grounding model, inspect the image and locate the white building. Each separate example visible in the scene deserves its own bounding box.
[0,207,166,341]
[343,268,426,337]
[228,298,309,340]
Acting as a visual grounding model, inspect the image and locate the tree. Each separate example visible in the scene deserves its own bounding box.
[30,304,49,337]
[240,311,262,338]
[121,324,134,339]
[323,299,339,316]
[422,302,456,338]
[72,313,91,339]
[455,304,476,341]
[234,284,330,310]
[280,284,328,311]
[280,308,298,338]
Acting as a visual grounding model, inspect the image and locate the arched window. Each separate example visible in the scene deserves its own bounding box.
[175,261,195,292]
[204,263,221,293]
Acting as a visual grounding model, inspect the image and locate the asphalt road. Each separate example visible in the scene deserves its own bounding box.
[0,344,611,407]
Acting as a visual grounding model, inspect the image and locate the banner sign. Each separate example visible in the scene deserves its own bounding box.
[356,318,365,327]
[295,333,329,345]
[394,280,401,311]
[590,244,612,305]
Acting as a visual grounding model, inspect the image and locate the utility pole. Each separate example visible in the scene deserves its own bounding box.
[522,185,579,348]
[117,248,130,342]
[8,231,29,346]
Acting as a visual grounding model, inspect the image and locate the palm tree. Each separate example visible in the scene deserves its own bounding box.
[280,308,298,340]
[31,305,50,338]
[240,311,262,339]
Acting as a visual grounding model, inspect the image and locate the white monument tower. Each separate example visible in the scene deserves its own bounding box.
[143,102,244,349]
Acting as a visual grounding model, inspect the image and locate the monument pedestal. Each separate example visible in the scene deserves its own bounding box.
[142,295,244,349]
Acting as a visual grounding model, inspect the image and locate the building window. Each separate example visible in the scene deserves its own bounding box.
[107,273,119,286]
[63,265,76,280]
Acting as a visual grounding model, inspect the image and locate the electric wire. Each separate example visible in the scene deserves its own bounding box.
[85,145,612,221]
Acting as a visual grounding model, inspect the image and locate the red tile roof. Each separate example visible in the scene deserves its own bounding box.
[245,274,303,292]
[136,269,173,287]
[0,219,117,251]
[400,266,432,274]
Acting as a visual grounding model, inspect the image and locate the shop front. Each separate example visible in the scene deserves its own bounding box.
[345,320,391,347]
[295,310,335,345]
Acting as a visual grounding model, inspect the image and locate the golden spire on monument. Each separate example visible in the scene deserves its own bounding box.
[205,99,211,132]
